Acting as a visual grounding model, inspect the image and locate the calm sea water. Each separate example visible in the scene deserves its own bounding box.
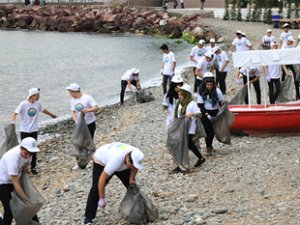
[0,30,192,141]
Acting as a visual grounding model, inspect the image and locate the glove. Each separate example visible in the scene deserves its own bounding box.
[235,79,242,85]
[98,198,106,208]
[207,115,212,120]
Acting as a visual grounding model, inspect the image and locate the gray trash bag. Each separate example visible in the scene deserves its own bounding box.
[10,174,45,225]
[211,102,235,145]
[71,113,96,169]
[119,184,158,224]
[167,117,190,171]
[229,85,247,105]
[277,75,293,103]
[0,123,19,159]
[136,89,155,103]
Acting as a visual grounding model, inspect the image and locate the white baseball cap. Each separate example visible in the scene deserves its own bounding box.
[66,83,80,92]
[266,29,272,33]
[209,38,215,43]
[204,51,213,59]
[283,23,290,28]
[203,72,214,78]
[131,149,144,170]
[21,137,40,153]
[236,30,242,35]
[213,46,221,53]
[171,75,183,83]
[179,83,193,94]
[131,67,140,74]
[27,88,40,99]
[242,32,246,36]
[198,39,205,45]
[287,36,295,42]
[250,66,256,71]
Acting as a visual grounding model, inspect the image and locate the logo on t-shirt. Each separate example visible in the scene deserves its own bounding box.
[206,64,211,71]
[237,40,243,46]
[75,103,84,112]
[28,108,37,117]
[164,57,170,63]
[218,55,222,62]
[198,50,204,57]
[116,143,127,150]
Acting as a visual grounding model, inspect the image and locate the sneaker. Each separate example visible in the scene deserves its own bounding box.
[205,147,214,157]
[83,217,92,225]
[31,168,38,175]
[194,158,206,167]
[168,167,183,174]
[72,164,79,170]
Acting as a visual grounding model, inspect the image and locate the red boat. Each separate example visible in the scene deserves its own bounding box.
[228,102,300,134]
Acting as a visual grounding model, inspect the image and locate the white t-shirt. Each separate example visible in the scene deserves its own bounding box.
[197,88,224,110]
[15,100,43,133]
[232,37,249,52]
[121,70,139,81]
[0,146,31,185]
[177,101,200,134]
[93,142,142,176]
[240,67,260,78]
[215,51,229,72]
[261,35,276,46]
[71,94,97,125]
[280,31,292,45]
[162,94,177,128]
[162,51,176,76]
[196,57,214,80]
[281,43,294,49]
[190,46,207,65]
[267,65,282,79]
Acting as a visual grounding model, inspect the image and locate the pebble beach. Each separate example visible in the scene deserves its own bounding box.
[2,17,300,225]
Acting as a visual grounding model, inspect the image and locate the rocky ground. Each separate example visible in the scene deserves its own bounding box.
[1,17,300,225]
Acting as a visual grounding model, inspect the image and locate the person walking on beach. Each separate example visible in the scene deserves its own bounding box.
[171,84,206,173]
[120,68,141,107]
[261,29,276,50]
[83,142,144,225]
[11,88,57,175]
[0,137,40,225]
[237,66,261,105]
[162,75,184,128]
[190,39,207,92]
[160,44,176,94]
[230,30,251,53]
[213,46,229,95]
[197,72,224,156]
[194,51,215,93]
[280,23,293,48]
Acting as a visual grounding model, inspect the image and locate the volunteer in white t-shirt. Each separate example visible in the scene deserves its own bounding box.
[0,137,40,224]
[237,66,261,104]
[66,83,99,139]
[213,47,229,95]
[189,39,207,66]
[162,75,183,127]
[297,34,300,48]
[261,29,276,49]
[120,67,141,107]
[160,44,176,94]
[264,43,282,104]
[83,142,144,225]
[197,72,224,156]
[195,51,214,92]
[280,23,293,48]
[206,38,216,52]
[11,88,57,175]
[230,30,251,52]
[170,84,206,173]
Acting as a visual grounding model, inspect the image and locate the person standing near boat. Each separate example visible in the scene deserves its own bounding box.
[197,72,224,156]
[120,68,141,107]
[230,30,251,53]
[261,29,276,50]
[280,23,293,48]
[213,46,229,95]
[190,39,207,92]
[160,44,176,94]
[11,88,57,175]
[237,66,261,105]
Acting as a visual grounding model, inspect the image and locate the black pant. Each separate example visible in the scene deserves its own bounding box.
[194,79,203,93]
[20,132,38,170]
[0,184,39,225]
[201,109,219,148]
[84,163,131,220]
[162,75,172,94]
[87,122,96,139]
[242,76,261,104]
[188,135,203,159]
[120,80,137,104]
[268,78,281,104]
[216,70,227,94]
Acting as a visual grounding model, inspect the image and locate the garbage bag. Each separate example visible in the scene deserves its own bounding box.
[71,113,96,169]
[119,185,158,224]
[136,89,155,103]
[277,75,293,103]
[0,123,19,159]
[211,102,234,145]
[229,85,247,105]
[10,174,45,225]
